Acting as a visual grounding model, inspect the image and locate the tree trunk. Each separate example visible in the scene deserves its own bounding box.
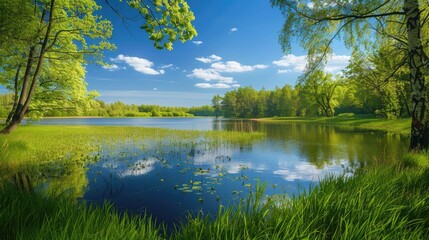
[1,120,20,134]
[405,0,429,151]
[6,63,22,125]
[0,0,56,134]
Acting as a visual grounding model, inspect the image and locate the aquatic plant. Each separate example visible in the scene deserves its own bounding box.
[172,167,429,239]
[1,164,428,239]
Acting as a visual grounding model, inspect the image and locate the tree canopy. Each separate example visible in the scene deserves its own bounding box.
[271,0,429,151]
[0,0,197,133]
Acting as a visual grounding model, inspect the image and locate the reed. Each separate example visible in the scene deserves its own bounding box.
[1,165,428,239]
[0,184,164,240]
[1,125,428,239]
[172,166,429,239]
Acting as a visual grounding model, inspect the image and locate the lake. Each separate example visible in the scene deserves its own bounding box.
[25,117,408,226]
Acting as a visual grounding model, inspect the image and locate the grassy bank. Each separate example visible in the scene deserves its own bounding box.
[1,163,428,239]
[0,125,262,165]
[0,185,164,240]
[174,165,429,239]
[1,125,428,239]
[257,114,411,136]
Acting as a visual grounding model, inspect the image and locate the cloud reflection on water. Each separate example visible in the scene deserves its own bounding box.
[274,159,349,181]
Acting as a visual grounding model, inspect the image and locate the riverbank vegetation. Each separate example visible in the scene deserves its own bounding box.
[1,156,428,239]
[257,114,411,136]
[0,94,214,118]
[0,125,261,169]
[0,125,428,239]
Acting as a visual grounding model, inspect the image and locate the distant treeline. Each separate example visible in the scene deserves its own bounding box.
[80,100,215,117]
[213,69,411,119]
[0,94,214,118]
[0,66,411,120]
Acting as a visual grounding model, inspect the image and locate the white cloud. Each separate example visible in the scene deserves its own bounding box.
[230,27,238,33]
[111,54,164,75]
[195,83,232,89]
[211,61,268,73]
[160,64,173,69]
[324,54,351,72]
[189,55,268,89]
[102,64,121,71]
[153,88,158,91]
[196,54,222,64]
[188,68,234,83]
[192,41,203,45]
[272,54,307,72]
[273,54,350,73]
[253,64,269,69]
[277,69,292,74]
[122,159,157,176]
[273,160,348,181]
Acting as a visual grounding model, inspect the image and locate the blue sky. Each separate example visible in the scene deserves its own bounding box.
[1,0,352,107]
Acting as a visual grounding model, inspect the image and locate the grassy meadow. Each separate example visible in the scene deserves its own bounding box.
[0,125,262,171]
[1,120,428,239]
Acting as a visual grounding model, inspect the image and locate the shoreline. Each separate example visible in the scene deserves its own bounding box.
[2,115,412,136]
[252,115,411,136]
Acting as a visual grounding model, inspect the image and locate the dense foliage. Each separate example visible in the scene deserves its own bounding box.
[0,96,214,118]
[214,68,411,119]
[214,38,415,119]
[270,0,429,151]
[0,0,196,133]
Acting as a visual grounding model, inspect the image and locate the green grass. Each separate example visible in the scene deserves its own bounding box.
[0,125,263,170]
[1,124,428,239]
[1,164,428,239]
[0,185,165,240]
[257,114,411,135]
[172,165,429,239]
[0,125,264,200]
[402,152,429,168]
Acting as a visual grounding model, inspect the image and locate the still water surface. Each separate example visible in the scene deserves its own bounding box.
[28,117,408,225]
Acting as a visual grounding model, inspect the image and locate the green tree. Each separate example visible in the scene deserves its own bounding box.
[266,87,282,117]
[334,84,367,115]
[279,84,298,116]
[211,95,223,118]
[127,0,197,50]
[344,45,410,119]
[271,0,429,150]
[222,90,238,118]
[256,88,270,117]
[298,70,341,117]
[1,0,111,133]
[236,87,258,118]
[0,0,196,133]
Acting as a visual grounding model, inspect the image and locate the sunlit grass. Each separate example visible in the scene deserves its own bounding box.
[0,125,263,166]
[402,151,429,168]
[172,166,429,239]
[1,164,428,239]
[1,125,428,239]
[258,114,411,135]
[0,185,164,240]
